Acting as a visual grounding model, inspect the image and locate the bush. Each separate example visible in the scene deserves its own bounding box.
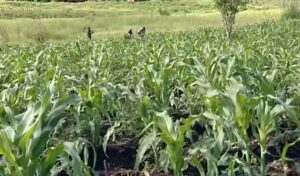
[158,8,171,16]
[34,20,49,43]
[282,3,300,19]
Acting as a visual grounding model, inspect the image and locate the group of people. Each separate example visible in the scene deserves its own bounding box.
[86,26,146,40]
[124,26,146,39]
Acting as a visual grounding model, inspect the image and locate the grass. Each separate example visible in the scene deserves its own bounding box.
[282,2,300,19]
[0,0,283,45]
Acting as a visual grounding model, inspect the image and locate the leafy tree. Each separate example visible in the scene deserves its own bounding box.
[214,0,249,39]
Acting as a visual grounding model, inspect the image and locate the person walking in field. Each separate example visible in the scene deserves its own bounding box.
[124,29,133,39]
[87,27,94,40]
[137,26,146,38]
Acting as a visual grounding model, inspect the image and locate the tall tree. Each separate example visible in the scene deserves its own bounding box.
[214,0,249,39]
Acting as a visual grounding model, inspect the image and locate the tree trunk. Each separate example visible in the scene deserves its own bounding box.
[223,13,235,39]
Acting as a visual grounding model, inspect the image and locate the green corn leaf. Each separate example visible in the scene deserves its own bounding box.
[281,137,300,164]
[63,142,84,176]
[40,144,65,175]
[103,121,121,156]
[134,131,157,170]
[187,155,205,176]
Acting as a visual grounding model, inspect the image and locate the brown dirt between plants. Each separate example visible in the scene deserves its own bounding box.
[98,119,300,176]
[99,136,300,176]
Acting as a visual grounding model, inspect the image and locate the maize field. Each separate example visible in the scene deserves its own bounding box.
[0,20,300,175]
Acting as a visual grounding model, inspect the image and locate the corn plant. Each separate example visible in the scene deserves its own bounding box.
[0,82,91,176]
[0,20,300,175]
[154,111,197,176]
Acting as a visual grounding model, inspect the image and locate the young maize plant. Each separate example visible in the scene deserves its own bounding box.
[0,20,299,175]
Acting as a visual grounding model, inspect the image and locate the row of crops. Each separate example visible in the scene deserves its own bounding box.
[0,20,300,175]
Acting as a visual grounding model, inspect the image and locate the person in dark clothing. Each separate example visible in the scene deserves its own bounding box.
[87,27,94,40]
[137,26,145,37]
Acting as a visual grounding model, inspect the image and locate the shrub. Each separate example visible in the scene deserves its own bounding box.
[158,8,171,16]
[34,20,49,43]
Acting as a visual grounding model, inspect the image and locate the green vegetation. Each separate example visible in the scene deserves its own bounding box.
[1,19,300,175]
[214,0,249,38]
[0,1,282,45]
[0,87,91,176]
[282,2,300,19]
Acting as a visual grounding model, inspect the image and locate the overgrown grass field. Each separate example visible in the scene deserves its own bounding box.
[1,19,300,175]
[0,0,282,45]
